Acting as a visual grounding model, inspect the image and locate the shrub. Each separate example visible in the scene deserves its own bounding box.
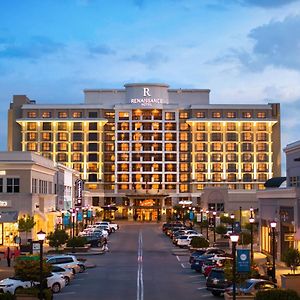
[238,232,252,246]
[0,293,15,300]
[220,215,234,225]
[47,229,69,251]
[66,236,87,248]
[244,222,258,232]
[15,287,53,300]
[190,236,209,248]
[283,248,300,274]
[255,289,300,300]
[215,225,227,235]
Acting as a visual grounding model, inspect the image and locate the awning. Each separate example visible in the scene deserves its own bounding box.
[264,177,286,188]
[0,211,18,223]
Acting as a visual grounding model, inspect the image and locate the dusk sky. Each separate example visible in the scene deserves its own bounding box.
[1,0,300,170]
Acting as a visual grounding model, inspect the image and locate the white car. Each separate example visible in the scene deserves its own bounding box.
[177,234,203,247]
[51,265,74,285]
[45,272,66,293]
[46,255,83,274]
[0,277,31,294]
[95,221,119,232]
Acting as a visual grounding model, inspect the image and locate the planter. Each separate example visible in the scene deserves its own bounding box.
[224,292,255,300]
[281,274,300,295]
[16,296,38,300]
[64,246,89,253]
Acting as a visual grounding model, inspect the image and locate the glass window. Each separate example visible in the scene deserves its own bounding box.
[196,123,206,131]
[212,112,221,118]
[42,132,52,141]
[88,143,98,151]
[211,133,222,141]
[180,123,189,130]
[165,112,175,120]
[27,122,37,130]
[27,143,37,151]
[7,178,20,193]
[242,143,253,152]
[197,174,206,182]
[242,123,252,131]
[196,163,206,172]
[227,133,237,141]
[196,112,205,118]
[211,123,221,131]
[119,112,129,120]
[73,133,83,141]
[226,112,236,118]
[179,112,188,119]
[89,111,98,118]
[58,112,67,118]
[227,154,237,162]
[180,153,188,161]
[257,143,268,152]
[211,143,222,151]
[27,132,37,141]
[89,133,98,141]
[243,163,253,172]
[58,133,68,141]
[27,111,37,118]
[42,143,51,151]
[105,112,115,119]
[226,143,237,152]
[257,112,266,118]
[89,123,97,130]
[243,174,252,182]
[72,112,82,118]
[180,163,189,172]
[72,153,82,162]
[180,143,188,151]
[212,173,222,182]
[227,123,236,131]
[242,153,253,162]
[195,143,206,151]
[180,132,188,141]
[257,153,267,162]
[196,153,207,162]
[196,133,206,141]
[211,153,222,162]
[257,123,267,131]
[57,143,67,151]
[58,122,67,131]
[72,143,82,151]
[73,122,82,130]
[42,112,51,118]
[242,132,253,141]
[243,112,252,118]
[257,133,267,141]
[0,178,3,193]
[180,174,188,182]
[258,163,267,172]
[228,174,236,182]
[57,153,67,162]
[89,154,98,162]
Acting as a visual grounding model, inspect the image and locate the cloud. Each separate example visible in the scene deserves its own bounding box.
[88,44,116,56]
[0,36,64,60]
[125,49,168,68]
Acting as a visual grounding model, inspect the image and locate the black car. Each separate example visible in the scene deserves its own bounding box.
[189,248,226,265]
[84,234,106,247]
[206,268,231,296]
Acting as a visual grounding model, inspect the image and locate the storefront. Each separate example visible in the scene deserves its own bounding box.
[0,211,19,246]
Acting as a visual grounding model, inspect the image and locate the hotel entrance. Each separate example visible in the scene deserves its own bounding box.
[135,208,158,221]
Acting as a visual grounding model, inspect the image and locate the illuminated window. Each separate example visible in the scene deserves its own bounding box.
[211,153,222,162]
[211,143,222,151]
[257,123,267,131]
[72,153,82,162]
[27,132,37,141]
[196,123,206,131]
[226,143,237,152]
[119,153,129,161]
[258,163,267,172]
[57,153,67,162]
[180,163,189,171]
[72,143,82,151]
[27,143,37,151]
[180,123,189,130]
[257,143,268,152]
[228,174,236,182]
[119,184,129,190]
[212,174,222,182]
[258,184,265,190]
[57,143,67,151]
[257,112,266,118]
[242,153,253,162]
[227,154,237,162]
[197,184,204,190]
[27,111,37,118]
[42,143,51,151]
[42,153,52,160]
[119,122,129,130]
[88,163,98,172]
[119,112,129,120]
[180,112,188,119]
[58,122,67,131]
[105,112,115,119]
[243,112,252,118]
[196,112,205,118]
[58,132,68,141]
[27,122,37,130]
[212,112,221,118]
[242,143,253,152]
[166,174,175,182]
[165,123,176,130]
[243,163,253,172]
[212,163,222,172]
[180,184,188,192]
[257,133,267,141]
[258,173,267,182]
[165,112,175,120]
[212,123,221,131]
[228,184,237,190]
[180,174,188,182]
[42,112,51,118]
[120,143,129,151]
[196,133,206,141]
[257,153,267,162]
[242,123,252,131]
[180,153,189,161]
[196,163,205,172]
[227,123,236,131]
[242,132,253,141]
[226,112,236,118]
[73,122,83,130]
[180,143,188,151]
[73,164,82,172]
[119,164,129,172]
[72,112,82,118]
[244,184,252,190]
[179,132,188,141]
[195,143,206,151]
[196,153,207,162]
[58,112,68,118]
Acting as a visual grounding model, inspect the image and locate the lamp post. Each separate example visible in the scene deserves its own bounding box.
[230,213,235,233]
[75,207,79,236]
[71,209,76,238]
[200,209,203,234]
[230,234,240,300]
[249,215,255,263]
[37,230,46,300]
[213,211,217,243]
[206,210,209,240]
[270,220,277,283]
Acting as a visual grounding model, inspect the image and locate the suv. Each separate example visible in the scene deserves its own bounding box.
[206,268,231,296]
[46,255,85,274]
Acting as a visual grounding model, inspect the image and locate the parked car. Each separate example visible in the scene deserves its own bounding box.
[0,277,32,294]
[45,273,66,293]
[225,279,277,295]
[189,249,208,264]
[51,266,74,285]
[189,248,226,265]
[177,234,203,248]
[206,268,231,296]
[46,255,84,274]
[95,221,119,232]
[84,234,106,247]
[202,257,233,277]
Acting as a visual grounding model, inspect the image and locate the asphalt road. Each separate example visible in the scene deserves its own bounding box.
[55,223,217,300]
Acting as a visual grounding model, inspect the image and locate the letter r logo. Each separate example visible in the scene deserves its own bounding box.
[143,88,151,97]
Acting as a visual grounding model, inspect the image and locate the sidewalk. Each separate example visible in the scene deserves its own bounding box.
[0,257,15,280]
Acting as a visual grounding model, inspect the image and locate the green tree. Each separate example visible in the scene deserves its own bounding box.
[190,236,209,249]
[283,248,300,274]
[47,229,69,251]
[220,215,234,225]
[215,224,227,235]
[238,232,252,246]
[244,222,258,232]
[18,215,36,244]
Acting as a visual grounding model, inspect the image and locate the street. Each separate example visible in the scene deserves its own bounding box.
[55,223,216,300]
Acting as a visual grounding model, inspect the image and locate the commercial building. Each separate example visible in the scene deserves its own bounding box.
[0,151,79,245]
[7,83,281,221]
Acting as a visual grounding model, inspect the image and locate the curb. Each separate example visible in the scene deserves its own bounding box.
[66,251,105,256]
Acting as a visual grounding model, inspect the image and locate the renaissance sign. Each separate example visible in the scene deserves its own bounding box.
[130,87,165,107]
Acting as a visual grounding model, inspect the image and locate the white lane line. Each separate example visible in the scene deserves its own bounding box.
[176,255,181,262]
[189,275,201,278]
[137,230,144,300]
[56,292,76,296]
[181,263,186,268]
[197,287,207,290]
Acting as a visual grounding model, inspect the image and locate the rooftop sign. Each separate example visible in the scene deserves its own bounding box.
[130,87,166,107]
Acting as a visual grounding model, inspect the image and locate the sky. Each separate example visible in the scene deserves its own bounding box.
[0,0,300,171]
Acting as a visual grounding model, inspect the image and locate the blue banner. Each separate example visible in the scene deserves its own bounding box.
[237,249,251,273]
[63,215,70,225]
[77,212,83,221]
[87,210,92,218]
[189,211,194,220]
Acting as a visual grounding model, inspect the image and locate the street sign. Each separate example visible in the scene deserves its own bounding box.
[196,213,201,222]
[32,241,41,255]
[237,249,251,273]
[18,255,39,261]
[284,233,294,242]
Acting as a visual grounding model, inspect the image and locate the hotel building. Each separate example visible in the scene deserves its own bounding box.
[7,83,281,221]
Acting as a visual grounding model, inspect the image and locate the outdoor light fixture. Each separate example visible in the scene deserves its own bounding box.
[270,220,277,228]
[230,234,240,300]
[270,220,277,283]
[213,211,217,242]
[37,230,46,300]
[230,213,235,233]
[37,230,46,241]
[249,216,255,262]
[230,234,239,243]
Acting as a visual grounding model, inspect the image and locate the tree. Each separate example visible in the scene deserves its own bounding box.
[18,215,36,244]
[47,229,69,251]
[238,232,252,246]
[190,236,209,249]
[283,248,300,274]
[220,215,234,225]
[215,224,227,235]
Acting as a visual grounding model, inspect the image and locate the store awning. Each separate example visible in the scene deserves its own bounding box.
[0,211,18,222]
[264,177,286,188]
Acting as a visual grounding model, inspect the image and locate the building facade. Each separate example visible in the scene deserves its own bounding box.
[8,83,281,221]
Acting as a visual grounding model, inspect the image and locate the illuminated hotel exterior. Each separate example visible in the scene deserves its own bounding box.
[7,83,281,221]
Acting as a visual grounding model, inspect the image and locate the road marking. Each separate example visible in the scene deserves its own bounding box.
[137,230,144,300]
[176,255,181,262]
[181,263,187,268]
[197,287,207,290]
[56,292,76,296]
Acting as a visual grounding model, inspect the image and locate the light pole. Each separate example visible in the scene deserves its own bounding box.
[37,230,46,300]
[249,214,255,263]
[206,210,209,240]
[213,211,217,243]
[230,213,235,233]
[72,209,76,238]
[230,234,240,300]
[200,209,203,234]
[270,220,277,283]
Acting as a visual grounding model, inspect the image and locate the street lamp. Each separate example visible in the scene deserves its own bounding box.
[230,234,240,300]
[37,230,46,300]
[230,213,235,233]
[200,209,203,234]
[213,211,217,243]
[71,209,76,238]
[75,207,79,235]
[249,214,255,263]
[270,220,277,283]
[206,210,209,240]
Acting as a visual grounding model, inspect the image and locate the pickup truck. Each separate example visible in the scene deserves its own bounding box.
[95,221,119,232]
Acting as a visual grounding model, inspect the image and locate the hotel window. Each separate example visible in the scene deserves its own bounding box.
[243,112,252,118]
[89,143,99,151]
[258,164,267,172]
[73,164,82,172]
[243,163,253,172]
[27,143,37,151]
[257,143,268,152]
[166,174,175,182]
[72,143,82,151]
[27,132,37,141]
[73,133,83,141]
[57,143,68,151]
[58,112,68,118]
[211,143,222,152]
[211,133,222,141]
[180,123,189,130]
[244,184,252,190]
[195,143,206,151]
[120,143,129,151]
[165,112,175,120]
[180,143,188,151]
[104,143,113,151]
[227,123,236,131]
[212,163,222,172]
[89,123,97,130]
[211,153,222,162]
[196,123,206,131]
[72,153,82,162]
[257,112,266,118]
[242,132,253,141]
[165,123,176,130]
[42,143,51,151]
[197,184,204,190]
[180,184,188,192]
[196,153,207,162]
[196,133,206,141]
[243,174,252,182]
[58,122,67,131]
[42,132,52,141]
[212,112,221,118]
[258,174,267,182]
[42,122,51,131]
[43,153,52,160]
[227,154,237,162]
[89,154,98,162]
[196,112,205,118]
[196,163,205,172]
[227,164,237,172]
[212,174,222,182]
[180,163,189,172]
[7,178,20,193]
[89,111,98,118]
[212,123,221,131]
[226,143,237,152]
[257,132,267,141]
[119,112,129,120]
[228,174,237,182]
[242,153,253,162]
[257,123,267,131]
[42,112,51,118]
[119,122,129,130]
[58,132,68,141]
[73,122,83,130]
[242,143,253,152]
[118,153,129,161]
[105,112,115,119]
[226,112,236,118]
[57,153,67,162]
[27,111,37,118]
[180,174,189,182]
[242,123,252,131]
[27,122,37,130]
[180,112,188,119]
[72,112,82,118]
[257,153,267,162]
[179,132,188,141]
[165,143,173,151]
[180,153,189,161]
[89,133,98,141]
[227,133,237,141]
